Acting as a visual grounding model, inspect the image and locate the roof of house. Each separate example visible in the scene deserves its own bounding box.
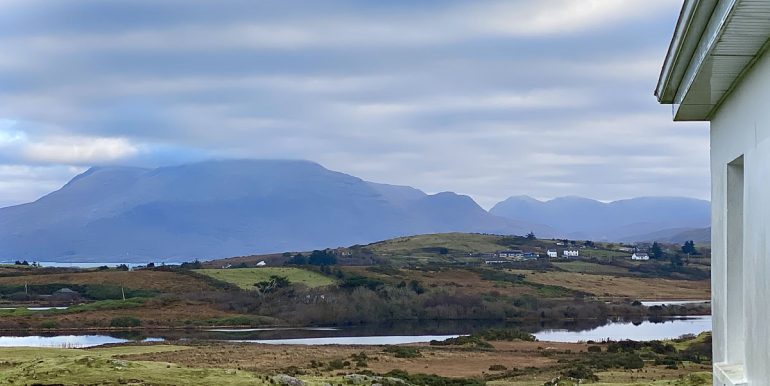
[656,0,770,121]
[54,288,78,294]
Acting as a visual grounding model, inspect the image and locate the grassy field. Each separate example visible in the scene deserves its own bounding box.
[195,267,336,289]
[0,332,713,385]
[369,233,516,255]
[0,345,272,386]
[0,270,216,293]
[508,269,710,300]
[552,261,635,275]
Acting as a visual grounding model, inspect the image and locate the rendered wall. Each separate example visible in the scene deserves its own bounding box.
[710,45,770,385]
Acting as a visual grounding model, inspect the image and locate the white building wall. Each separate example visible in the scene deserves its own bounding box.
[710,43,770,385]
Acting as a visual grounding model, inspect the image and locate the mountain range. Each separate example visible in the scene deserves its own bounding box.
[490,195,710,242]
[0,160,710,262]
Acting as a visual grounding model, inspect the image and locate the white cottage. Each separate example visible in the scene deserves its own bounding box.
[631,253,650,261]
[656,1,770,384]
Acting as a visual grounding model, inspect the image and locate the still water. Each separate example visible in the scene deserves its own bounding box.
[0,316,712,348]
[533,315,711,343]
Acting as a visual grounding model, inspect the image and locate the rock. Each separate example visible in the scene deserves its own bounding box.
[272,374,305,386]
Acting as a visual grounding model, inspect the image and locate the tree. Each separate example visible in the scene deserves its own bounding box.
[526,231,536,240]
[308,250,337,266]
[650,242,664,259]
[255,275,290,293]
[670,253,684,267]
[681,240,698,255]
[286,253,308,265]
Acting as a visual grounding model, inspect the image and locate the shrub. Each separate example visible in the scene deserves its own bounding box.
[563,365,598,381]
[587,345,602,353]
[326,359,346,370]
[40,320,58,329]
[430,335,493,349]
[488,364,507,371]
[109,316,141,327]
[383,370,484,386]
[383,346,422,358]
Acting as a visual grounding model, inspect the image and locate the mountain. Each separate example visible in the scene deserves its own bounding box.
[0,160,548,262]
[490,195,710,242]
[621,227,711,244]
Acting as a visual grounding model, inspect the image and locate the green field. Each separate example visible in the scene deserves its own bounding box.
[195,267,336,289]
[369,233,519,256]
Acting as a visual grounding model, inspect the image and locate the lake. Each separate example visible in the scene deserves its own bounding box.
[533,315,712,343]
[0,316,712,347]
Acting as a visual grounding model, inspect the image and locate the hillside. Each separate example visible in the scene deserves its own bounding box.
[490,196,710,242]
[0,160,545,262]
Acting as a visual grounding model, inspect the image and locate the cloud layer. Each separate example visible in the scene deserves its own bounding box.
[0,0,708,208]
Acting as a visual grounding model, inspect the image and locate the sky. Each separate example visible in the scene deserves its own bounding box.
[0,0,709,209]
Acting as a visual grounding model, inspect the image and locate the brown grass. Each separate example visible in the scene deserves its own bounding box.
[342,266,540,297]
[508,270,710,300]
[122,340,587,378]
[0,270,215,293]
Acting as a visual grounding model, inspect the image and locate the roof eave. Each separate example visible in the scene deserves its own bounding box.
[656,0,722,105]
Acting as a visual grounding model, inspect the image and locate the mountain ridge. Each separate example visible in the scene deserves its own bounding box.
[0,159,547,262]
[490,195,710,242]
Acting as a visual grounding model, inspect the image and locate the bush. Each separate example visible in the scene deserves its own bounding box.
[326,359,346,370]
[205,316,262,326]
[339,275,384,290]
[488,364,507,371]
[109,316,141,327]
[430,335,493,349]
[383,346,422,358]
[383,370,485,386]
[563,365,598,381]
[587,345,602,353]
[40,320,58,329]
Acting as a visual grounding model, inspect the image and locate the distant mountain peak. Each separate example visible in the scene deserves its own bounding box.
[0,159,543,262]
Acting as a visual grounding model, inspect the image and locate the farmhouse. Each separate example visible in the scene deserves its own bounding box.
[562,249,579,258]
[546,250,558,258]
[656,1,770,383]
[631,253,650,261]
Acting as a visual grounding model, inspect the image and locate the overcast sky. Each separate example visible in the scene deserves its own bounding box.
[0,0,708,209]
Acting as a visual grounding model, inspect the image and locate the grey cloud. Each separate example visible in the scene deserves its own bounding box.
[0,0,708,209]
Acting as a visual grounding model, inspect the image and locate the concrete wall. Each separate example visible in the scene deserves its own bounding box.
[711,44,770,385]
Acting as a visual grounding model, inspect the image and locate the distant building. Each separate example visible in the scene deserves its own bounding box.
[631,253,650,261]
[256,261,267,266]
[522,252,539,260]
[484,260,509,265]
[546,250,558,258]
[562,249,579,258]
[496,250,523,259]
[618,247,635,253]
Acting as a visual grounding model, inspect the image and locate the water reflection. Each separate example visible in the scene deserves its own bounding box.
[533,316,712,343]
[0,316,712,347]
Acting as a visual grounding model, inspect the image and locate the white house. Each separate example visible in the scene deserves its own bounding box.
[656,1,770,384]
[546,250,558,258]
[562,249,579,258]
[631,253,649,261]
